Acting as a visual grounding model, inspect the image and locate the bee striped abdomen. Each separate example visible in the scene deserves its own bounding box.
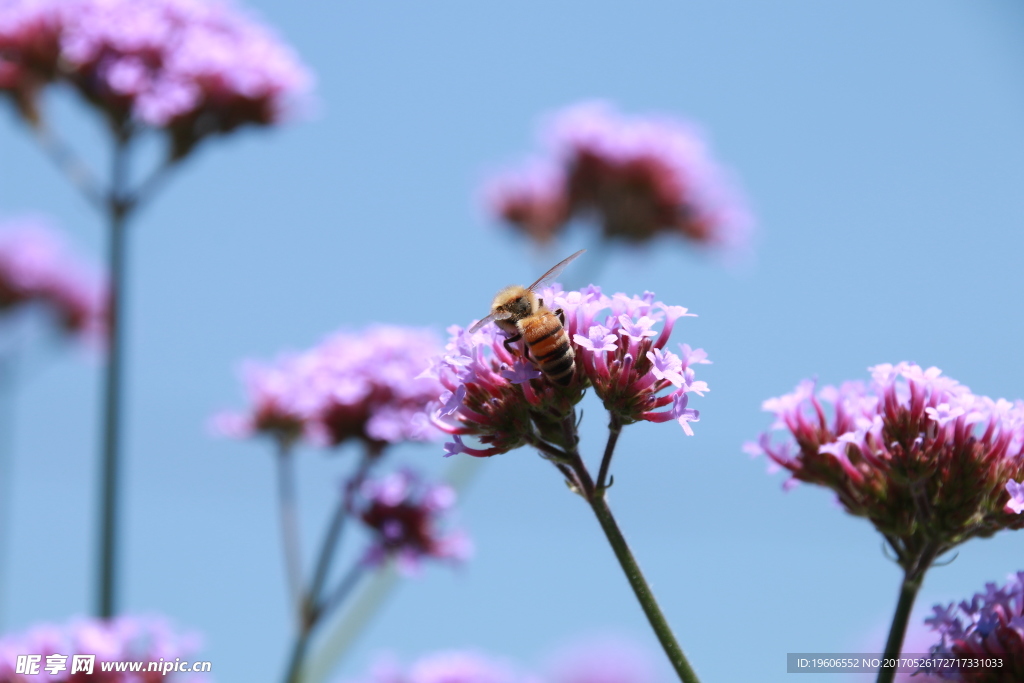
[522,312,575,386]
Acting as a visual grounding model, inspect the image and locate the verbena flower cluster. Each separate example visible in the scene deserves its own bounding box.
[357,651,518,683]
[0,615,205,682]
[349,641,656,683]
[487,101,750,249]
[0,0,311,156]
[426,284,708,457]
[923,572,1024,682]
[358,469,471,574]
[215,325,444,448]
[0,218,106,342]
[748,363,1024,558]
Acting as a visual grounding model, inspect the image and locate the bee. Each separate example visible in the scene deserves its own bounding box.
[469,249,585,386]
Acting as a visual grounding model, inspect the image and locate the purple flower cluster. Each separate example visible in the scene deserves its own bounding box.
[0,218,106,343]
[357,651,518,683]
[923,572,1024,682]
[486,101,750,249]
[748,363,1024,556]
[0,614,206,682]
[358,469,471,574]
[215,325,445,449]
[426,285,708,457]
[0,0,311,155]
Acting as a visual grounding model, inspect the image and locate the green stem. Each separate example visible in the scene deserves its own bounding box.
[588,494,702,683]
[876,569,926,683]
[276,439,304,619]
[97,128,132,618]
[558,413,700,683]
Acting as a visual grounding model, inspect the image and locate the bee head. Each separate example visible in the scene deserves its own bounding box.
[492,286,538,325]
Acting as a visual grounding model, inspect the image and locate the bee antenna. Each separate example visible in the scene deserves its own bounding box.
[576,409,584,429]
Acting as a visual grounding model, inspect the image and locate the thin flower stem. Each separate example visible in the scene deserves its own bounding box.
[283,562,365,683]
[595,414,622,491]
[587,494,702,683]
[30,124,106,211]
[97,128,132,618]
[306,445,381,620]
[275,439,304,621]
[556,413,701,683]
[876,551,935,683]
[0,353,15,631]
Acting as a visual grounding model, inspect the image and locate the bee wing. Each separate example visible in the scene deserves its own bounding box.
[526,249,586,292]
[468,310,512,334]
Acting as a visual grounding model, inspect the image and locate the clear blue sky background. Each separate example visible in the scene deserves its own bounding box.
[2,1,1024,681]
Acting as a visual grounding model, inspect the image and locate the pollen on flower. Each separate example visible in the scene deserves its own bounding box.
[214,325,445,449]
[485,101,752,251]
[357,469,471,575]
[427,284,708,458]
[751,362,1024,559]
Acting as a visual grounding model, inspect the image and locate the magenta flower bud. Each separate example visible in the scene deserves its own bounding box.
[485,101,752,252]
[215,325,446,449]
[750,363,1024,559]
[921,571,1024,681]
[429,284,707,457]
[358,469,471,574]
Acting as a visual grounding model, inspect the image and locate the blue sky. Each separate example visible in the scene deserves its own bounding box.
[2,1,1024,681]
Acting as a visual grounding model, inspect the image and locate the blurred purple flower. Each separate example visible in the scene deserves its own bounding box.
[921,571,1024,681]
[544,638,656,683]
[351,651,518,683]
[214,325,446,449]
[358,469,471,574]
[748,363,1024,558]
[426,285,706,457]
[0,217,107,344]
[0,614,206,682]
[0,0,312,156]
[486,101,751,251]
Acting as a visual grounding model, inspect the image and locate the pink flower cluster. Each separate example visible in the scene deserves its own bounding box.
[487,101,750,249]
[0,218,106,342]
[358,469,471,574]
[215,325,445,449]
[923,572,1024,681]
[0,0,311,155]
[357,651,518,683]
[426,285,708,457]
[748,363,1024,554]
[0,614,206,682]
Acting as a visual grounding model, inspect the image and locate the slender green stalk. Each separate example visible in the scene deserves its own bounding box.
[595,414,622,491]
[276,439,304,618]
[0,353,15,630]
[560,415,701,683]
[97,128,133,618]
[588,494,701,683]
[876,559,931,683]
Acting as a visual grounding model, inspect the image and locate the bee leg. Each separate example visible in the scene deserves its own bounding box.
[555,308,566,325]
[503,332,523,357]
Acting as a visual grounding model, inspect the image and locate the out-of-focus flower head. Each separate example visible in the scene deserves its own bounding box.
[214,325,445,449]
[486,101,751,251]
[747,363,1024,562]
[921,571,1024,682]
[0,614,206,682]
[357,469,471,575]
[544,638,656,683]
[350,651,519,683]
[0,217,107,343]
[426,284,707,457]
[0,0,312,157]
